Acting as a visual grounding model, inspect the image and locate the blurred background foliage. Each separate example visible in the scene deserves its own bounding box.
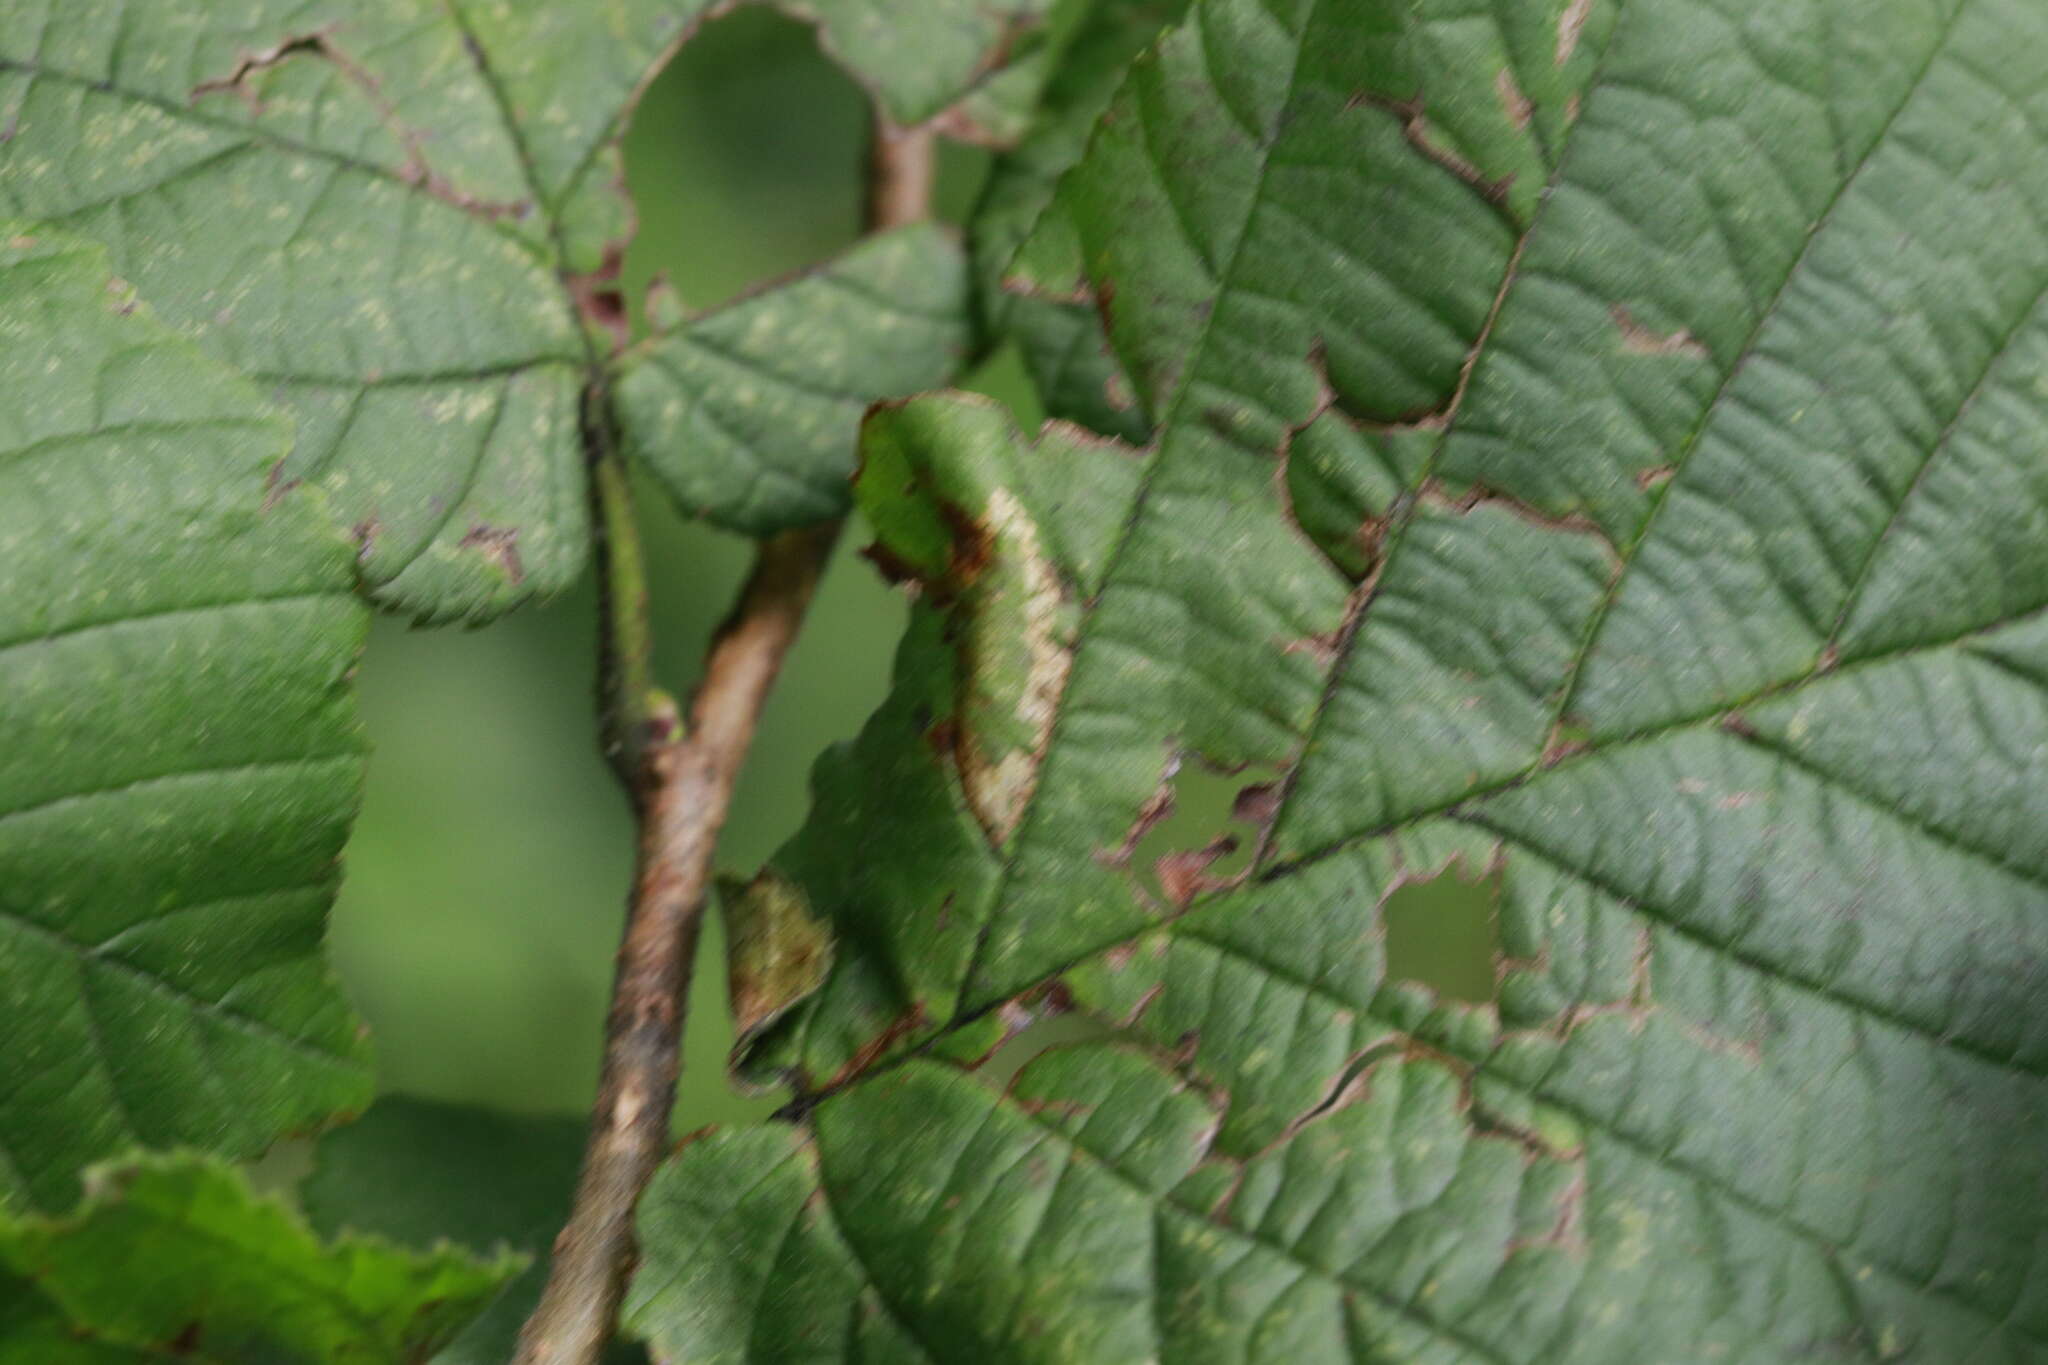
[327,6,1488,1141]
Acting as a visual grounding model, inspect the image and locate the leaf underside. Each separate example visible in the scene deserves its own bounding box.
[0,230,370,1212]
[633,0,2048,1361]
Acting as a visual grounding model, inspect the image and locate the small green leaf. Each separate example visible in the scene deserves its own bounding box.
[613,225,970,534]
[302,1097,638,1365]
[625,1126,880,1365]
[0,1,713,621]
[970,0,1188,442]
[0,2,1021,617]
[790,0,1057,128]
[0,1153,518,1363]
[0,229,370,1209]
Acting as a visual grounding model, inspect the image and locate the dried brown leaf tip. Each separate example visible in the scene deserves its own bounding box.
[720,869,834,1053]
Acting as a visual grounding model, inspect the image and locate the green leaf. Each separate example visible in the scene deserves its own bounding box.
[303,1097,641,1365]
[0,1153,517,1363]
[0,1273,138,1364]
[0,230,370,1210]
[970,0,1187,442]
[648,0,2048,1357]
[0,1,715,619]
[627,1127,870,1365]
[613,225,970,534]
[632,1045,1566,1364]
[789,0,1057,128]
[0,3,1041,618]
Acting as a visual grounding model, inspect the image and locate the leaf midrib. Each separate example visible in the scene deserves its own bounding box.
[1540,0,1978,729]
[814,1061,1525,1365]
[1266,0,1984,870]
[441,0,615,387]
[0,56,553,268]
[0,589,344,663]
[1099,907,2038,1334]
[0,752,360,831]
[0,891,365,1070]
[954,0,1324,1003]
[1268,594,2048,880]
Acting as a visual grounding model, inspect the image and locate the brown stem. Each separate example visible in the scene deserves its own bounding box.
[512,108,934,1365]
[868,115,936,230]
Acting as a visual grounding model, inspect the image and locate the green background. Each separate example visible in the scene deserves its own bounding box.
[327,8,1488,1137]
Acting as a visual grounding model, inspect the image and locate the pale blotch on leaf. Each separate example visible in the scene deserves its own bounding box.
[955,485,1071,847]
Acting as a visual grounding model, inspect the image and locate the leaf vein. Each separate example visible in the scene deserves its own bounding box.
[1546,0,1978,727]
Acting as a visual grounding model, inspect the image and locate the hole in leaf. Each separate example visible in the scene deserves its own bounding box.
[621,9,868,322]
[1123,756,1272,908]
[1382,866,1500,1004]
[975,1012,1114,1091]
[619,6,996,330]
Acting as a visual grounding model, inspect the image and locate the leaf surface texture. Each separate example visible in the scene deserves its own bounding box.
[0,231,371,1210]
[638,0,2048,1359]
